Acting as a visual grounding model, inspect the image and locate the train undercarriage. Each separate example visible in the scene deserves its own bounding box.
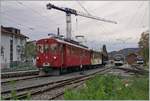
[38,64,104,76]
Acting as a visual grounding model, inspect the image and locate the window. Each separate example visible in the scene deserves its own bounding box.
[10,40,13,62]
[44,44,49,52]
[37,44,43,53]
[71,47,75,54]
[66,46,71,55]
[15,38,18,44]
[1,46,4,58]
[57,44,63,52]
[50,43,58,53]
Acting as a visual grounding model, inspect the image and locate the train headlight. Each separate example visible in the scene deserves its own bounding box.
[53,56,57,60]
[36,56,39,60]
[43,63,50,67]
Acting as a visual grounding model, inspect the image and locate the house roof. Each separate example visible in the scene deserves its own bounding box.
[127,53,138,58]
[1,26,29,39]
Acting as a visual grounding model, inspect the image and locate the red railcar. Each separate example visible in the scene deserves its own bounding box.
[36,37,91,74]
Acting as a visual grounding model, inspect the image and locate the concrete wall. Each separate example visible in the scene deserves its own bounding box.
[1,34,10,68]
[1,34,26,68]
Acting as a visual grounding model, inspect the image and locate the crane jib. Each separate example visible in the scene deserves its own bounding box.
[47,3,77,15]
[46,3,117,24]
[46,3,117,40]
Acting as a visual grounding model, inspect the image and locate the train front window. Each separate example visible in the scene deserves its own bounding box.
[44,44,49,52]
[50,43,58,53]
[37,44,43,53]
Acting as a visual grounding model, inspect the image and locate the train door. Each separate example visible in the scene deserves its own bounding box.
[80,49,83,68]
[60,44,64,67]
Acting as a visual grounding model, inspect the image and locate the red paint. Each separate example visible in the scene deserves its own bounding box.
[36,38,95,69]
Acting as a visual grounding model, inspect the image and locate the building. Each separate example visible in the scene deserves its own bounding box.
[1,26,29,68]
[126,53,137,65]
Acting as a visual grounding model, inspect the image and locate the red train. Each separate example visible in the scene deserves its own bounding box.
[36,36,105,75]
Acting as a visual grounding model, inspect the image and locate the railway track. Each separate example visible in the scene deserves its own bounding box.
[115,66,149,75]
[1,70,39,79]
[1,75,41,84]
[1,67,112,100]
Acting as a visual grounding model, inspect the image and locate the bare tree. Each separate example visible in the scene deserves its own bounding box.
[138,31,149,65]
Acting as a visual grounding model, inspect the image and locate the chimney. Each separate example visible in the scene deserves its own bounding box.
[57,27,60,36]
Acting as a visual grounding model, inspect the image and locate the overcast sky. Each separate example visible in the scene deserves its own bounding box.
[1,1,149,52]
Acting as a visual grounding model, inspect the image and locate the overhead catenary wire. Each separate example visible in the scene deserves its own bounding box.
[1,1,63,36]
[76,1,91,15]
[139,5,148,29]
[78,1,114,35]
[1,2,52,31]
[1,13,35,31]
[15,1,52,30]
[15,1,63,30]
[132,2,146,28]
[1,13,54,35]
[127,1,145,28]
[76,1,113,46]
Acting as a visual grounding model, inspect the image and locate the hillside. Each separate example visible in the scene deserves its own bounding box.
[109,48,140,58]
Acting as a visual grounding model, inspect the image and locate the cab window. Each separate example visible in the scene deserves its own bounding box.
[50,43,58,53]
[44,44,49,52]
[37,44,43,53]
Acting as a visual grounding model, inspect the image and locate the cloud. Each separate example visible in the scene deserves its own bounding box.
[1,1,149,51]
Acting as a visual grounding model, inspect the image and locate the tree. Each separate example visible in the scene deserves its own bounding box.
[25,42,36,61]
[102,45,108,64]
[138,31,149,65]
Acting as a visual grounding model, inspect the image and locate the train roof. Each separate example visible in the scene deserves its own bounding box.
[56,38,89,50]
[37,37,90,50]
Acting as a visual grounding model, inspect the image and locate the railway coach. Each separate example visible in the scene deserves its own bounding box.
[36,37,103,75]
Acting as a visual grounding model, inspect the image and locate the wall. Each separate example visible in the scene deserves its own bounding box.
[1,34,26,68]
[1,34,10,68]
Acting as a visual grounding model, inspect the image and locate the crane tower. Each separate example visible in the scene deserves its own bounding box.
[46,3,117,40]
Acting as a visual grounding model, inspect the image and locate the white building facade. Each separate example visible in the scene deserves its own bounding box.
[1,26,28,68]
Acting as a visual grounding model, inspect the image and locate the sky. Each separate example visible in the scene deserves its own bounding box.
[1,1,149,52]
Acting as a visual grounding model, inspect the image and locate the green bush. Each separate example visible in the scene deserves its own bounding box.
[64,74,149,100]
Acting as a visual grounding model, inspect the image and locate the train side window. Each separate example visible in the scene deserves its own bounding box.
[82,50,85,57]
[71,47,75,55]
[58,44,63,52]
[67,46,70,55]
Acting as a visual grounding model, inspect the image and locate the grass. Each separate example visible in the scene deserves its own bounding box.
[64,74,149,100]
